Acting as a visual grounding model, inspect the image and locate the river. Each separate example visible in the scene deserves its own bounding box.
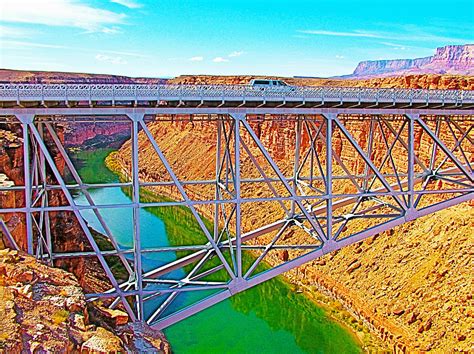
[72,148,362,354]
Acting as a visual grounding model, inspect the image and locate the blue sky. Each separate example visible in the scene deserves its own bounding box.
[0,0,473,77]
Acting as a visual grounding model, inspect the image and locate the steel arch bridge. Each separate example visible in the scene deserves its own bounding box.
[0,84,473,330]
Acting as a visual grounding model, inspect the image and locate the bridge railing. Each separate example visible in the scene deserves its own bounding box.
[0,83,472,103]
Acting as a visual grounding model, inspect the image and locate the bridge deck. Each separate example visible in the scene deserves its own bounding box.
[1,84,473,110]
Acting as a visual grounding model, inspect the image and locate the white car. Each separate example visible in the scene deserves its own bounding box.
[249,79,294,91]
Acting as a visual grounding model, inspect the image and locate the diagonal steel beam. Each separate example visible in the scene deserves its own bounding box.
[416,116,473,182]
[240,137,290,215]
[334,117,406,211]
[44,122,134,277]
[239,116,326,242]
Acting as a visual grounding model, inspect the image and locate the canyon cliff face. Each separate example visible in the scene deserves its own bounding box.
[64,122,130,149]
[0,128,26,250]
[110,75,473,352]
[351,45,474,77]
[0,123,99,290]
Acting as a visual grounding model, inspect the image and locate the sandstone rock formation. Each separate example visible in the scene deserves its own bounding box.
[0,124,100,289]
[64,122,130,149]
[0,248,124,352]
[0,248,170,353]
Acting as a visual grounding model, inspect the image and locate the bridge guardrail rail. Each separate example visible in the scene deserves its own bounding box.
[0,83,472,105]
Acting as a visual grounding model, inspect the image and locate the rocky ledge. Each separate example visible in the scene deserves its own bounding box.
[0,248,170,353]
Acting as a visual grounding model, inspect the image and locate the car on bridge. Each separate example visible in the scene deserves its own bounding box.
[250,79,295,91]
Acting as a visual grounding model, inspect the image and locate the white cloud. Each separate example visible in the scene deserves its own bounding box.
[1,0,126,33]
[100,27,122,35]
[95,54,127,65]
[298,27,469,44]
[213,57,229,63]
[0,25,34,38]
[102,49,150,58]
[1,40,148,58]
[335,55,344,59]
[228,51,244,57]
[110,0,142,9]
[379,42,408,50]
[189,56,204,62]
[1,40,67,49]
[299,30,382,38]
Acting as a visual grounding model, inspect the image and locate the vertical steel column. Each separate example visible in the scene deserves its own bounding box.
[429,116,441,171]
[363,116,376,191]
[325,114,334,241]
[292,116,302,216]
[18,115,34,254]
[130,114,144,321]
[233,113,243,279]
[38,122,53,263]
[214,118,222,241]
[406,114,417,218]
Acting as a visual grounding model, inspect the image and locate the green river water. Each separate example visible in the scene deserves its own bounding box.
[73,148,362,354]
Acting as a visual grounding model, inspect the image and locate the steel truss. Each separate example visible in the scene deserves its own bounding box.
[0,109,473,330]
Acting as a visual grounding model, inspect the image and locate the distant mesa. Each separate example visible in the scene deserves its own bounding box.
[0,69,168,84]
[348,44,473,78]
